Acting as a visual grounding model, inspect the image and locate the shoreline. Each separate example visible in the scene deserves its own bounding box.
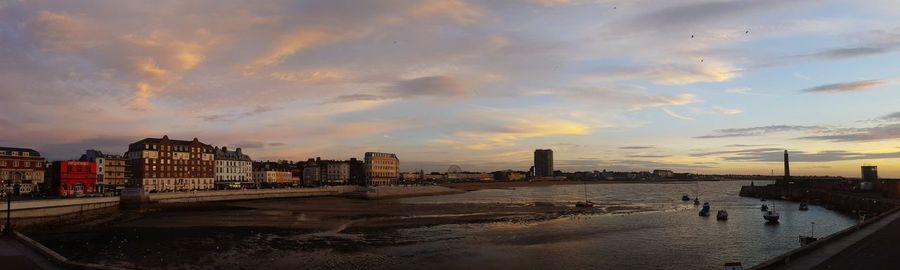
[439,179,733,191]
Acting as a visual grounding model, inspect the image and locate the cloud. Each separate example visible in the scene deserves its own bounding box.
[38,136,139,160]
[411,0,483,24]
[268,69,349,83]
[802,80,885,93]
[796,123,900,142]
[724,144,773,148]
[620,145,655,150]
[390,75,473,98]
[622,0,806,32]
[589,64,739,85]
[881,111,900,121]
[663,108,694,121]
[692,148,900,162]
[625,154,672,158]
[713,106,742,115]
[230,141,286,149]
[695,125,826,139]
[199,106,277,122]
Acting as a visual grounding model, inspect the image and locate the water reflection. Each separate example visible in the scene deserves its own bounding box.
[387,181,856,269]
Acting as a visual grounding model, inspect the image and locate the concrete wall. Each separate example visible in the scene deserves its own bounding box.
[0,197,120,229]
[147,186,364,203]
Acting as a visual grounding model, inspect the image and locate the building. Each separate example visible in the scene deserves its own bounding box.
[364,152,399,186]
[534,149,554,178]
[124,135,215,192]
[325,162,350,185]
[493,170,526,181]
[0,146,46,195]
[862,166,878,182]
[652,169,675,178]
[447,172,493,181]
[80,149,127,193]
[48,160,97,197]
[252,170,292,186]
[213,147,252,189]
[347,158,365,186]
[301,160,322,187]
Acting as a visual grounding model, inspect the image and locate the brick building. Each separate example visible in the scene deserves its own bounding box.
[125,135,215,192]
[0,146,46,195]
[80,149,128,193]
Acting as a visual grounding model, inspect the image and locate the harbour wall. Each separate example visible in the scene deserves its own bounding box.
[0,197,120,230]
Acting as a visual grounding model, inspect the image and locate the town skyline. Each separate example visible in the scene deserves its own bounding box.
[2,1,900,177]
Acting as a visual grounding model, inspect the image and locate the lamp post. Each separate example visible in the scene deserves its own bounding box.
[4,173,15,236]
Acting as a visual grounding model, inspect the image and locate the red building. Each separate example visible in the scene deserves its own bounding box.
[48,161,97,198]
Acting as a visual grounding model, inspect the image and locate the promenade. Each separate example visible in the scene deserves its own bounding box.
[0,235,61,270]
[758,207,900,270]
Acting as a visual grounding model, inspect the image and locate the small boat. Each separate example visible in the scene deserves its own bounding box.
[760,204,768,211]
[576,183,594,208]
[764,210,780,222]
[575,201,595,208]
[699,202,711,217]
[799,202,809,211]
[799,222,817,246]
[693,198,700,205]
[723,262,743,270]
[717,210,728,221]
[682,194,691,201]
[760,197,767,202]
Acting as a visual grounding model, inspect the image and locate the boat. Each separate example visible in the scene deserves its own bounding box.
[760,197,767,202]
[693,181,701,205]
[682,194,690,201]
[699,202,710,217]
[764,210,780,223]
[694,198,700,205]
[799,222,817,246]
[575,182,594,208]
[717,210,728,221]
[760,204,768,211]
[723,262,743,270]
[799,202,809,211]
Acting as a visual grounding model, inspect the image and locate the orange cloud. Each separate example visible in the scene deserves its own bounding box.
[411,0,483,24]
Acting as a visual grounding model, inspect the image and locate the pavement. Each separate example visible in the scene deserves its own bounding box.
[0,234,63,270]
[771,208,900,270]
[811,210,900,270]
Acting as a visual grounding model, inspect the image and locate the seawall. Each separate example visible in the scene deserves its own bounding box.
[0,197,120,230]
[145,186,361,204]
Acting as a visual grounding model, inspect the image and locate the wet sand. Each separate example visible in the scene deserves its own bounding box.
[440,179,695,191]
[28,196,640,269]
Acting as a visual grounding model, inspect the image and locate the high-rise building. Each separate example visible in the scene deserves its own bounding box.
[534,149,554,178]
[0,146,46,194]
[365,152,399,186]
[80,149,127,193]
[862,166,878,182]
[213,146,252,189]
[124,135,215,192]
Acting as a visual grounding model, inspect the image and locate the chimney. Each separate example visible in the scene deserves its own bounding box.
[783,150,790,181]
[236,148,242,154]
[222,146,228,152]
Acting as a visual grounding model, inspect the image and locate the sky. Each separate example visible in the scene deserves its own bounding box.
[1,0,899,177]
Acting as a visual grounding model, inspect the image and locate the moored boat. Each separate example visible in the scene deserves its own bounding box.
[760,204,768,211]
[699,202,711,217]
[764,210,780,222]
[682,194,690,201]
[799,202,809,211]
[717,210,728,221]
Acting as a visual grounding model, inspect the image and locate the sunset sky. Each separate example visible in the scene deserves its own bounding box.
[1,0,898,177]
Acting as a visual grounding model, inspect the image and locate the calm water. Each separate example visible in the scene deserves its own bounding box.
[380,181,856,270]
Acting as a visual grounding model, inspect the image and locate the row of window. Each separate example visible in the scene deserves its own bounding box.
[0,160,43,168]
[0,150,34,157]
[143,158,211,166]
